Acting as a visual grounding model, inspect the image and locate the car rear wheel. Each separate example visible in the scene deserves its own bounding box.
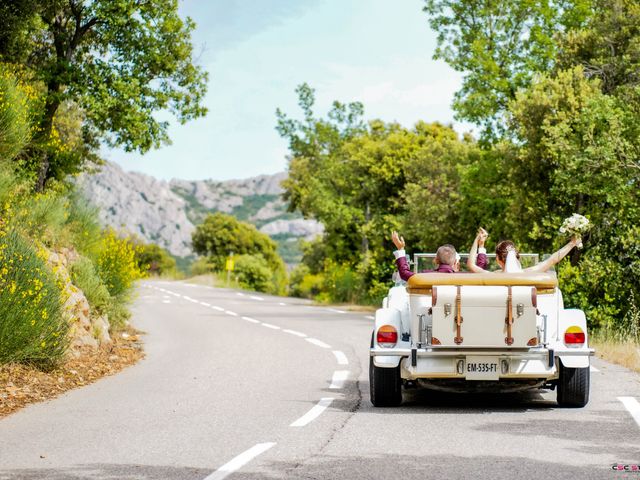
[370,332,402,407]
[557,360,590,407]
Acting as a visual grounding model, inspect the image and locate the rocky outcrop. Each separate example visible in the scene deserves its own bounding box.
[77,162,323,260]
[45,248,111,352]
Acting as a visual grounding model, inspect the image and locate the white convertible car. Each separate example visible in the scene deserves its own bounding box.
[369,253,594,407]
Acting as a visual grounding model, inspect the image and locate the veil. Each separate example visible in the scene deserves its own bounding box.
[504,249,523,273]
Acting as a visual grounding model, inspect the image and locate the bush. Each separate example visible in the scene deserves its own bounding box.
[135,243,177,276]
[0,68,31,162]
[190,256,216,276]
[70,256,110,315]
[96,229,144,298]
[0,229,68,368]
[234,254,273,293]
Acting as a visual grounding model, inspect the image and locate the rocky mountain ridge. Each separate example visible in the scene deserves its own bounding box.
[78,162,322,261]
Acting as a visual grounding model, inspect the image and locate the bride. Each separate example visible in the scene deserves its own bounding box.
[467,227,580,273]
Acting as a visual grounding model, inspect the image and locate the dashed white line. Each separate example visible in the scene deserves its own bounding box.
[327,308,346,314]
[306,338,331,349]
[203,442,276,480]
[200,301,211,307]
[225,310,238,317]
[282,329,307,338]
[162,300,171,304]
[278,302,287,306]
[242,316,261,324]
[365,315,375,320]
[590,365,600,372]
[332,350,348,365]
[619,397,640,428]
[250,295,264,301]
[211,306,225,312]
[329,370,349,389]
[236,292,245,297]
[261,323,281,330]
[290,398,334,427]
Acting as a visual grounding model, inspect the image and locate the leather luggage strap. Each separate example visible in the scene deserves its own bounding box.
[454,286,463,345]
[505,286,514,345]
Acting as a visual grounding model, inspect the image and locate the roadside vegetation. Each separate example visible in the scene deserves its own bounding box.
[0,0,206,373]
[277,0,640,352]
[190,212,288,295]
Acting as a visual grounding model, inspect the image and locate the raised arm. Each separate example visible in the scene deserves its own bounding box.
[467,227,489,273]
[527,236,579,273]
[391,231,414,281]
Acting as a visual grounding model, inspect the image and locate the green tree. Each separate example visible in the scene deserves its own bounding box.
[135,243,177,276]
[0,0,208,190]
[191,212,285,276]
[422,0,591,141]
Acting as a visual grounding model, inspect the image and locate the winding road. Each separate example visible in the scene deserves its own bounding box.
[1,280,639,479]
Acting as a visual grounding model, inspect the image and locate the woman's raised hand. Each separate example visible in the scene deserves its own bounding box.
[391,231,406,250]
[477,227,489,247]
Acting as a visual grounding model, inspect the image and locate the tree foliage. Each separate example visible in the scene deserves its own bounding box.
[422,0,592,141]
[0,0,208,189]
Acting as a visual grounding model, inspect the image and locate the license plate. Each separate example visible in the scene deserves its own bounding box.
[465,356,500,380]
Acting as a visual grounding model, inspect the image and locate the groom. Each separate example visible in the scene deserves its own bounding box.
[391,231,488,281]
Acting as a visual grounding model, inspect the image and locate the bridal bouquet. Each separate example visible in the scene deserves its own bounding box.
[559,213,590,249]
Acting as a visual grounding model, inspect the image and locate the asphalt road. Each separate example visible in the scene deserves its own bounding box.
[1,280,640,480]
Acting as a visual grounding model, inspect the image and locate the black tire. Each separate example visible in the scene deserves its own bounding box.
[557,360,590,408]
[369,332,402,407]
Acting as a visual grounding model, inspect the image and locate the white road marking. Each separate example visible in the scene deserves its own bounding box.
[590,365,600,372]
[225,310,238,317]
[278,302,287,306]
[332,350,348,365]
[250,295,264,301]
[236,292,245,297]
[305,338,331,349]
[242,316,261,324]
[203,442,276,480]
[211,306,225,312]
[619,397,640,428]
[365,315,375,320]
[183,296,197,302]
[162,300,171,304]
[327,308,346,314]
[329,370,349,389]
[283,329,307,338]
[200,302,211,307]
[290,398,334,427]
[261,323,281,330]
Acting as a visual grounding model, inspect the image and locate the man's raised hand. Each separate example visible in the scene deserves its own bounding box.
[392,231,406,250]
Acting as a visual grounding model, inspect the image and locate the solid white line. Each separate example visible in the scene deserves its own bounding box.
[211,306,225,312]
[332,350,348,365]
[305,338,331,349]
[261,323,281,330]
[329,370,349,389]
[282,329,307,338]
[290,398,334,427]
[200,302,211,307]
[225,310,238,317]
[242,316,261,324]
[590,365,600,372]
[327,308,346,314]
[619,397,640,428]
[250,295,264,301]
[365,315,375,320]
[203,442,276,480]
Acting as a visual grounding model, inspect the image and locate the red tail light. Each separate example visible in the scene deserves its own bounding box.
[377,325,398,348]
[564,326,585,344]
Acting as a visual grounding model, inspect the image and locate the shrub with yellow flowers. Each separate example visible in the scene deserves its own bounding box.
[0,228,68,369]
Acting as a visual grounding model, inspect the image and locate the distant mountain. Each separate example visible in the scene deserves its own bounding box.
[77,162,323,263]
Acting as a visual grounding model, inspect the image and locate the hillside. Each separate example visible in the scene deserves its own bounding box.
[77,162,322,263]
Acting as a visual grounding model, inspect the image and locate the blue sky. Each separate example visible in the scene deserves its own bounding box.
[105,0,468,181]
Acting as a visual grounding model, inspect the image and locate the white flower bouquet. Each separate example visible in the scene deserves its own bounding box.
[559,213,590,249]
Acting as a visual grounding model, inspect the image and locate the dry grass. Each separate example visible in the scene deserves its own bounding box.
[591,338,640,373]
[0,326,144,418]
